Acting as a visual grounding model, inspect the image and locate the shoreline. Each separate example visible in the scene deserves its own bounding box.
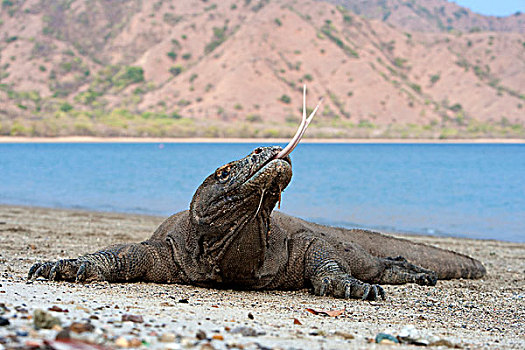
[1,136,524,144]
[3,203,518,243]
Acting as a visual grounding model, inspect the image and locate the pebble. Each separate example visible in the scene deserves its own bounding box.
[115,336,130,347]
[129,338,142,347]
[33,309,61,329]
[200,343,215,350]
[375,333,399,344]
[196,330,207,340]
[333,330,354,340]
[69,321,95,333]
[0,316,9,326]
[160,332,176,342]
[55,328,71,340]
[230,326,263,337]
[122,314,144,323]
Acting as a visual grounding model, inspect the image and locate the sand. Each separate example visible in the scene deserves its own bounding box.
[0,205,523,349]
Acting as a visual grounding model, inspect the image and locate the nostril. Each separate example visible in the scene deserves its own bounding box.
[254,147,262,154]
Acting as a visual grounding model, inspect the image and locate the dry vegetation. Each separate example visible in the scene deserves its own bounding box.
[0,0,524,139]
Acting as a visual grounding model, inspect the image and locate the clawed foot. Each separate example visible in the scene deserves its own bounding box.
[385,256,438,286]
[313,273,385,301]
[28,259,102,283]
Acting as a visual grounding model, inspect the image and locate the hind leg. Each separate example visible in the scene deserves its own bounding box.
[331,240,437,287]
[374,256,437,286]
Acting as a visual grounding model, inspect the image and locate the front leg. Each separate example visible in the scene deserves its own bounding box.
[28,241,176,283]
[305,239,385,300]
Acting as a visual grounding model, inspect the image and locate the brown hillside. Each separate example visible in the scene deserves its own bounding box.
[0,0,524,138]
[323,0,525,33]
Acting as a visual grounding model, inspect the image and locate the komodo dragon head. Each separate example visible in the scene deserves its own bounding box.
[187,86,322,279]
[190,146,293,231]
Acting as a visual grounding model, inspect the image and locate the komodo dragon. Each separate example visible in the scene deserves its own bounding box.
[28,87,486,301]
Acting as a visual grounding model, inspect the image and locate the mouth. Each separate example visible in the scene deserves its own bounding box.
[244,85,322,189]
[245,151,292,188]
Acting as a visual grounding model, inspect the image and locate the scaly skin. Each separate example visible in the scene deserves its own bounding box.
[29,146,486,301]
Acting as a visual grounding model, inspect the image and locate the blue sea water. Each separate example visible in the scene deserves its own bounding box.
[0,143,524,242]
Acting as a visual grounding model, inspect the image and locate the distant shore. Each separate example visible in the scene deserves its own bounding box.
[1,136,524,144]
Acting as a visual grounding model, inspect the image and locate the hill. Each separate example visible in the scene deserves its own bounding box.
[323,0,525,33]
[1,0,524,139]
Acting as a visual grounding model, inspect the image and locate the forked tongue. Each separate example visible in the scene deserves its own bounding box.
[274,85,322,209]
[274,85,323,160]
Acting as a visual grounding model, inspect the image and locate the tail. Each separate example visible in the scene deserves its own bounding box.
[347,229,486,280]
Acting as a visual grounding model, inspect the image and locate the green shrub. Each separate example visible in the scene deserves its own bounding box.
[393,57,407,68]
[439,128,458,139]
[279,94,291,104]
[169,65,183,76]
[163,13,182,25]
[10,122,28,136]
[113,66,144,87]
[205,26,227,54]
[167,51,177,60]
[449,103,462,112]
[60,61,72,72]
[410,83,422,94]
[171,111,182,119]
[60,102,73,112]
[320,24,358,58]
[275,18,282,26]
[246,114,262,122]
[357,119,375,128]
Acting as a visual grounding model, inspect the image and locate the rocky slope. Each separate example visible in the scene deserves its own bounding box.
[323,0,525,33]
[1,0,524,138]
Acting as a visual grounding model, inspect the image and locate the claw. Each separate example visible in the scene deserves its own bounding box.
[76,263,87,283]
[49,263,59,281]
[344,284,352,299]
[27,263,42,280]
[370,285,378,300]
[378,286,386,300]
[361,285,371,300]
[320,277,330,296]
[34,263,52,280]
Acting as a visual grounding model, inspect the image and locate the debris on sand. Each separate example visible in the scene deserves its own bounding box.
[33,309,61,329]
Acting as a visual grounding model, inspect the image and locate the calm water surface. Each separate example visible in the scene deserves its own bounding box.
[1,143,524,242]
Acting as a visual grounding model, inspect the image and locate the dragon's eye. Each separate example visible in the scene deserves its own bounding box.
[254,147,262,154]
[215,165,231,182]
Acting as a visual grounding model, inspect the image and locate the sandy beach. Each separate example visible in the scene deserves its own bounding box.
[1,136,524,144]
[0,205,523,349]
